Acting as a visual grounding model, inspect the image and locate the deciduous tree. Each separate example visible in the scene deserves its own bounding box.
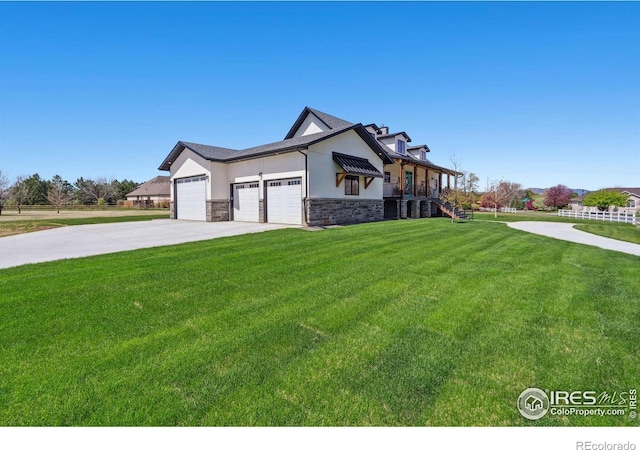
[483,179,522,217]
[462,172,480,196]
[440,155,464,223]
[583,189,628,211]
[0,170,9,215]
[543,184,573,209]
[77,177,116,205]
[47,175,72,213]
[10,175,31,213]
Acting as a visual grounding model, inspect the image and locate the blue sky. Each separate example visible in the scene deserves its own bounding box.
[0,2,638,191]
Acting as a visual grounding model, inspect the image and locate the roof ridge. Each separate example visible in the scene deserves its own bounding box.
[284,106,354,139]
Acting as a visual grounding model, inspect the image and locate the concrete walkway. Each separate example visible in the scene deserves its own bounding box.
[0,220,296,269]
[507,221,640,256]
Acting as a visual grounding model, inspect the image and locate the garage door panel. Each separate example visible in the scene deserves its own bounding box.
[233,183,259,222]
[176,176,206,221]
[267,178,302,225]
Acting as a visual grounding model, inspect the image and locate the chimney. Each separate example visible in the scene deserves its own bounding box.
[379,124,389,135]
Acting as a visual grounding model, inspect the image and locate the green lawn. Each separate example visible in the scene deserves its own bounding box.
[574,223,640,245]
[474,211,589,223]
[1,219,638,426]
[0,213,169,237]
[475,212,640,244]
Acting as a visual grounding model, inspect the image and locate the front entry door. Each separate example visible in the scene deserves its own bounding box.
[404,171,413,197]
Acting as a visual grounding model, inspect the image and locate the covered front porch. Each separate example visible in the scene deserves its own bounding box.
[382,160,457,219]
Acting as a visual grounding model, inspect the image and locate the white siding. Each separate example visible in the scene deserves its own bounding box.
[170,150,212,202]
[227,152,306,200]
[209,162,228,201]
[307,130,384,200]
[293,113,330,138]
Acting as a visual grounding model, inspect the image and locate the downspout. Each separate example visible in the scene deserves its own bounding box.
[297,149,309,225]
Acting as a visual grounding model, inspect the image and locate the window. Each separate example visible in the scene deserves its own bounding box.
[384,172,391,183]
[420,150,427,161]
[397,140,406,155]
[628,200,636,208]
[345,175,359,196]
[369,132,376,139]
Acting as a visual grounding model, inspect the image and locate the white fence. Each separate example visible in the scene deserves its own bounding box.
[558,209,637,225]
[479,207,518,214]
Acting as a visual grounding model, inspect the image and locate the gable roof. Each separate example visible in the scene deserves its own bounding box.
[377,131,412,142]
[159,122,393,170]
[615,187,640,197]
[284,106,354,139]
[125,175,170,198]
[385,151,459,175]
[408,144,431,153]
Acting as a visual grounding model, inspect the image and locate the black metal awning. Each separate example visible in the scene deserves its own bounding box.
[332,152,383,178]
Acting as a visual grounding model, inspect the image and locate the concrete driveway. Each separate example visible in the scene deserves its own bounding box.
[507,221,640,256]
[0,220,296,269]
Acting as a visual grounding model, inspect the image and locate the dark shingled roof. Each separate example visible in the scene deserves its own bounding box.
[385,151,459,175]
[182,141,240,160]
[125,175,170,198]
[615,187,640,197]
[159,121,394,171]
[408,144,431,153]
[284,106,354,139]
[377,131,412,142]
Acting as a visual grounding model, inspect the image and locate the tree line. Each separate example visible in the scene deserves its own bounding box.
[0,171,140,214]
[434,158,628,217]
[479,182,629,213]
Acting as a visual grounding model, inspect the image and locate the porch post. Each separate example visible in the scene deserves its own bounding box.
[425,167,429,196]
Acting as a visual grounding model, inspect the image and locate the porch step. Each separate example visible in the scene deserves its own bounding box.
[432,198,469,220]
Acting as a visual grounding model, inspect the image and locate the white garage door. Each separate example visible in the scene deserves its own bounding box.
[233,182,260,222]
[175,175,206,221]
[267,178,302,225]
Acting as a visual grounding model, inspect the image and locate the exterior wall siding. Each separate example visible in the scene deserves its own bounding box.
[170,150,213,203]
[294,114,330,137]
[308,130,384,200]
[306,198,383,226]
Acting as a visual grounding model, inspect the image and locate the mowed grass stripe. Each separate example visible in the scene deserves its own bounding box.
[0,219,638,425]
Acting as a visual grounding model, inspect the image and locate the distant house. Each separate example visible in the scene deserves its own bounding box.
[125,176,170,207]
[569,187,640,214]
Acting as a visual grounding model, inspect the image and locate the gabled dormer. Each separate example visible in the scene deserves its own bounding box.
[285,106,354,139]
[363,124,380,140]
[376,130,411,156]
[408,144,431,162]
